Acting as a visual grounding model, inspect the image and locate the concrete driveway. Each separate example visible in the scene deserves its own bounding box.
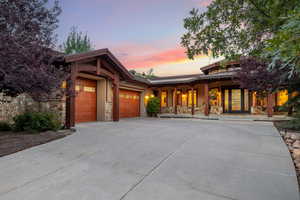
[0,118,298,200]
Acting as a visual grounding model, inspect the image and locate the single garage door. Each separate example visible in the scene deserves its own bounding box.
[75,78,97,123]
[120,89,140,118]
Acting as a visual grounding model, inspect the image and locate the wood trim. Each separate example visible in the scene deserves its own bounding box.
[113,74,120,121]
[191,87,195,115]
[66,63,77,128]
[204,83,209,116]
[267,93,275,117]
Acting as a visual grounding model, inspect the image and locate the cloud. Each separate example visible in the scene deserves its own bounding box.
[199,0,212,7]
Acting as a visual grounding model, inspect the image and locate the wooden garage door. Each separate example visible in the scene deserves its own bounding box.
[75,78,97,123]
[120,89,140,118]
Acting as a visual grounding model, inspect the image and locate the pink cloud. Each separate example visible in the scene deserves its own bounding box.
[120,47,189,69]
[199,0,212,7]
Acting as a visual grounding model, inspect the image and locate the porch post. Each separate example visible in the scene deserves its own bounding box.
[173,88,178,114]
[204,83,209,116]
[267,92,275,117]
[158,89,162,114]
[66,63,77,128]
[113,74,120,121]
[191,87,195,115]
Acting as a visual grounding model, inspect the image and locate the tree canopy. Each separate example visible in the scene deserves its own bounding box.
[181,0,299,76]
[60,26,93,55]
[0,0,69,101]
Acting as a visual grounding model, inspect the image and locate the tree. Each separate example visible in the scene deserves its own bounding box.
[61,26,93,55]
[0,0,69,102]
[181,0,300,118]
[181,0,299,67]
[129,68,157,79]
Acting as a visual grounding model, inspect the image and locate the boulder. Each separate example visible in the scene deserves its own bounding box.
[291,133,300,140]
[293,149,300,159]
[293,140,300,149]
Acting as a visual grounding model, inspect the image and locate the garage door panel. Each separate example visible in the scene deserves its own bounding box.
[75,78,97,123]
[120,89,140,118]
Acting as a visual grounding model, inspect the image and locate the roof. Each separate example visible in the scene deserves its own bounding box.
[56,48,237,87]
[200,60,240,73]
[63,48,135,81]
[148,71,236,85]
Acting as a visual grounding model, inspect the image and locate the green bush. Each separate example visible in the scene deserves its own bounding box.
[278,119,300,131]
[0,121,11,131]
[146,97,160,117]
[13,112,61,132]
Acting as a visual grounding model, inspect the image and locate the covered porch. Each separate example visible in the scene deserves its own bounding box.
[152,79,287,118]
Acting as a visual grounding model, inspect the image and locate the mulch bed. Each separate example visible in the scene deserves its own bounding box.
[0,130,72,157]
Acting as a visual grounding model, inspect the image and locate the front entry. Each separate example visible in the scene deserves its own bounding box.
[222,88,250,113]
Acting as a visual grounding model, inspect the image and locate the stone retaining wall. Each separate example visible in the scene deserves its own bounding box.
[0,93,66,125]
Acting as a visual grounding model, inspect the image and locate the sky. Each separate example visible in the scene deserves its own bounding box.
[52,0,221,76]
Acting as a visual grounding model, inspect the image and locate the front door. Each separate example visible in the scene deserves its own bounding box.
[223,88,250,113]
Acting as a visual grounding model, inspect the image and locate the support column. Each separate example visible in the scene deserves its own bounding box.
[113,75,120,121]
[204,83,209,116]
[173,88,177,114]
[158,89,162,114]
[267,92,275,117]
[191,87,195,115]
[66,63,77,128]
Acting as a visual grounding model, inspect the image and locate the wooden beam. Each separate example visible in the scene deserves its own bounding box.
[158,89,162,114]
[113,74,120,121]
[191,87,195,115]
[204,83,209,116]
[173,88,178,114]
[267,92,275,117]
[77,65,96,73]
[96,58,101,75]
[66,63,77,128]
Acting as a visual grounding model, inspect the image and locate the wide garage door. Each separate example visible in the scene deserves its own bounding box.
[75,78,97,123]
[120,89,140,118]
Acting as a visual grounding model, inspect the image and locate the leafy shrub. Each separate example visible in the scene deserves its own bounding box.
[0,121,11,131]
[13,112,61,132]
[146,97,160,117]
[278,119,300,131]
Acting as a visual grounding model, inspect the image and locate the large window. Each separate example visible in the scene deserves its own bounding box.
[188,90,197,107]
[277,90,288,106]
[161,91,167,107]
[182,92,188,106]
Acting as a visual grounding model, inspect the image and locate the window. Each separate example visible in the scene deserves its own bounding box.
[188,90,197,107]
[182,92,188,106]
[161,91,167,107]
[277,90,288,106]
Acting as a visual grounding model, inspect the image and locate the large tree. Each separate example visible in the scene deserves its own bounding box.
[181,0,299,75]
[60,26,93,55]
[0,0,69,101]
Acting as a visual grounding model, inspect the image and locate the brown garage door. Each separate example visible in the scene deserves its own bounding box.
[120,89,140,118]
[75,78,97,123]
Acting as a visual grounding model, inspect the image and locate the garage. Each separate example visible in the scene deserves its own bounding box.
[75,77,97,123]
[120,89,140,118]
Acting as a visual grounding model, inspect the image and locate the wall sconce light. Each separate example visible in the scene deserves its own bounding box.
[145,95,149,99]
[150,94,154,98]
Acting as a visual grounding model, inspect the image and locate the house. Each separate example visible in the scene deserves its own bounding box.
[58,49,289,127]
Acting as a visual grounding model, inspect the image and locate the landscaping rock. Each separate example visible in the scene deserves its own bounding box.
[293,149,300,159]
[291,133,300,140]
[293,140,300,149]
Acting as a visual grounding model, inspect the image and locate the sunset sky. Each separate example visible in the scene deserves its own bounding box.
[54,0,221,76]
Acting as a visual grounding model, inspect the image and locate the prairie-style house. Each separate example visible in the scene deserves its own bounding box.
[55,49,289,127]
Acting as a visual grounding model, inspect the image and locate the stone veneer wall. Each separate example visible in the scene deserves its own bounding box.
[0,93,66,125]
[105,80,113,121]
